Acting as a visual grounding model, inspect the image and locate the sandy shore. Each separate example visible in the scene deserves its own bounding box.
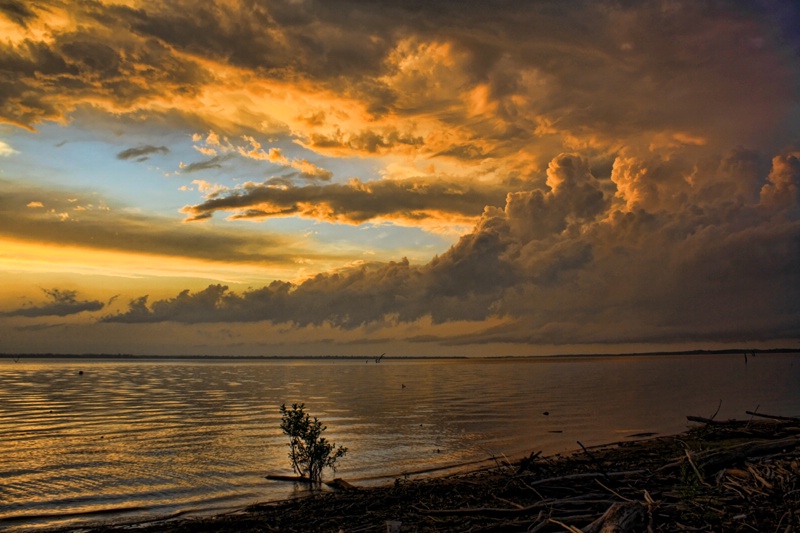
[47,415,800,532]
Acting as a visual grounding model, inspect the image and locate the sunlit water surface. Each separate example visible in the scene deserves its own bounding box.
[1,354,799,531]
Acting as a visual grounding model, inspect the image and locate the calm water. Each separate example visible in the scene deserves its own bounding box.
[1,354,799,531]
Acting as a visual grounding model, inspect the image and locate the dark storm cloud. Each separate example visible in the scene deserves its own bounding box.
[0,2,210,129]
[105,150,800,347]
[4,288,104,317]
[0,0,397,128]
[116,145,169,160]
[3,1,800,349]
[0,0,36,27]
[2,0,797,163]
[109,0,394,80]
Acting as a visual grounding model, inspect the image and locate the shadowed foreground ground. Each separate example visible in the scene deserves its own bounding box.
[52,414,800,532]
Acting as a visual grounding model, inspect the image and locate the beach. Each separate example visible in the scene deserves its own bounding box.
[49,414,800,533]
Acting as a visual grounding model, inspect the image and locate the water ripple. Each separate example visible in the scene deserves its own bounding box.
[2,355,800,531]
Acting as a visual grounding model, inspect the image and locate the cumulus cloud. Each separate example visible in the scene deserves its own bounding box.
[5,288,104,317]
[3,1,800,349]
[1,2,790,157]
[106,150,800,345]
[1,1,796,200]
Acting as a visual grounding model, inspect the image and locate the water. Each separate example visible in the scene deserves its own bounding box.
[1,354,799,531]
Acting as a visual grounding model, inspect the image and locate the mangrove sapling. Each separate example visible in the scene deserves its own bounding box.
[279,403,347,483]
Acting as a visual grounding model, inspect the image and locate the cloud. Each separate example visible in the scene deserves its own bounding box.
[237,136,333,181]
[0,0,36,28]
[4,288,104,317]
[192,131,235,157]
[302,128,425,157]
[181,176,509,227]
[107,150,800,346]
[0,140,18,156]
[179,154,233,173]
[1,1,795,190]
[3,1,800,350]
[0,3,210,129]
[116,145,169,161]
[0,179,309,267]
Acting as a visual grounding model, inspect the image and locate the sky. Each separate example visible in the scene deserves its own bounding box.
[1,0,799,357]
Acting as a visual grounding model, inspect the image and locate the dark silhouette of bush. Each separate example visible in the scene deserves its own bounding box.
[279,403,347,482]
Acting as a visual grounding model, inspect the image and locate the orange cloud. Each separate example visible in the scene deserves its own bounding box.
[237,135,333,180]
[3,1,800,351]
[181,176,509,232]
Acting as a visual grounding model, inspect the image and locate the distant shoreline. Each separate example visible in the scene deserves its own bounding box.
[3,348,798,361]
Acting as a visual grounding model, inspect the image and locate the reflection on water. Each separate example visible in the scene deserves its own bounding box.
[1,354,799,530]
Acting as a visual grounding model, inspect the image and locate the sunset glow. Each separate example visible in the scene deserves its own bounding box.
[1,0,799,356]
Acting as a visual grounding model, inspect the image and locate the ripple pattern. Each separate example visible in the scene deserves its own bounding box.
[1,355,799,531]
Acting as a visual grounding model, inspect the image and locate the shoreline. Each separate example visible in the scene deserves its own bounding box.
[44,413,800,532]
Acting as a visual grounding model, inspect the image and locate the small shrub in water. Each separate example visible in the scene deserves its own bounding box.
[279,403,347,483]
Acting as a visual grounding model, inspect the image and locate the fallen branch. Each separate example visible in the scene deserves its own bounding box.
[686,415,737,426]
[683,448,710,487]
[265,474,309,482]
[324,478,358,491]
[744,411,800,423]
[419,497,617,517]
[522,470,647,487]
[695,436,800,473]
[582,502,647,533]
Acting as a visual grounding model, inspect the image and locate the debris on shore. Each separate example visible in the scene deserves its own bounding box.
[65,411,800,532]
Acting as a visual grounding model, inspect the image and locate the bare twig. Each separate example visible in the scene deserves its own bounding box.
[522,470,646,486]
[684,448,711,487]
[709,399,722,421]
[594,478,635,502]
[547,518,584,533]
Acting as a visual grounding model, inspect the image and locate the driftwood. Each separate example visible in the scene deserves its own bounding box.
[267,474,358,491]
[686,414,737,426]
[695,435,800,473]
[745,410,800,422]
[66,413,800,533]
[419,496,617,517]
[265,474,308,482]
[324,478,358,491]
[582,502,647,533]
[690,412,800,426]
[521,470,646,486]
